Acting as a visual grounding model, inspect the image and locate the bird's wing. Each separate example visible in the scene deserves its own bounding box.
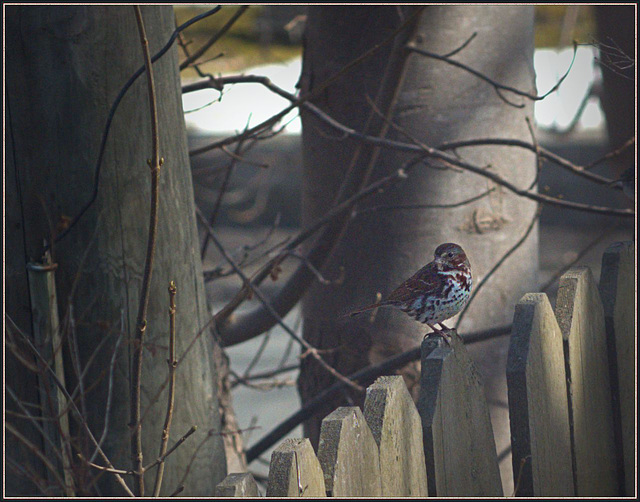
[385,262,440,305]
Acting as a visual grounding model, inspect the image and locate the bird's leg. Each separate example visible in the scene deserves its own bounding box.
[424,323,452,345]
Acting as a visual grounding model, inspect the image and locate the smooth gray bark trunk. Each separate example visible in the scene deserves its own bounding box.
[300,8,538,492]
[6,6,230,496]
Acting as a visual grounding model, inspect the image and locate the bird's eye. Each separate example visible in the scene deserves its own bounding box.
[447,252,454,257]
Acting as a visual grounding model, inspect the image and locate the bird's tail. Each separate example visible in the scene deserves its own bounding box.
[348,302,386,317]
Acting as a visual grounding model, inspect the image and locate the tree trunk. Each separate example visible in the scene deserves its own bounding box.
[6,6,234,496]
[595,6,635,176]
[299,7,538,491]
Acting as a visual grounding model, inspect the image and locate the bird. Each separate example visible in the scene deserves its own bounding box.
[350,243,472,342]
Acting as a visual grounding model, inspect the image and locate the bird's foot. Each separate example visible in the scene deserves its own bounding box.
[424,324,452,345]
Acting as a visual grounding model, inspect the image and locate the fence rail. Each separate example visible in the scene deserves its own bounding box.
[216,241,635,497]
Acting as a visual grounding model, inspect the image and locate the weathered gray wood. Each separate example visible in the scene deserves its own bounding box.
[418,332,503,497]
[6,6,230,494]
[507,293,574,496]
[599,241,635,496]
[364,375,428,496]
[215,473,259,497]
[266,438,326,497]
[317,406,382,496]
[555,267,618,495]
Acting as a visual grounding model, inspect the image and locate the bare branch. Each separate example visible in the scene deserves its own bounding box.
[196,207,364,393]
[143,426,198,471]
[5,422,67,490]
[584,137,635,171]
[188,7,425,157]
[244,324,512,463]
[199,73,624,192]
[406,40,578,104]
[152,282,179,496]
[10,317,134,496]
[353,188,496,216]
[131,7,162,495]
[179,6,249,70]
[90,329,124,463]
[201,125,251,259]
[455,204,542,329]
[52,6,221,248]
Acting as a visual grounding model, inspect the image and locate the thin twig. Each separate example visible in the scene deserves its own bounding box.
[66,304,88,448]
[144,426,198,471]
[90,329,124,463]
[455,204,542,329]
[525,116,543,191]
[442,31,478,58]
[12,322,134,496]
[196,207,364,393]
[212,165,413,345]
[6,385,66,466]
[584,137,635,171]
[170,485,185,497]
[406,40,578,104]
[6,457,50,495]
[5,422,67,490]
[80,455,133,476]
[52,6,221,248]
[152,282,178,496]
[197,72,626,194]
[179,6,249,70]
[539,226,617,292]
[354,189,496,216]
[200,127,250,259]
[243,329,272,379]
[132,7,162,495]
[231,364,300,389]
[244,324,512,462]
[188,8,425,157]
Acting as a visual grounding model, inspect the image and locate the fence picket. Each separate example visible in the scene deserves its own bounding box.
[599,241,635,496]
[555,266,618,495]
[418,332,503,497]
[250,242,632,498]
[266,438,326,497]
[507,293,574,496]
[214,472,259,497]
[317,406,382,496]
[363,375,429,496]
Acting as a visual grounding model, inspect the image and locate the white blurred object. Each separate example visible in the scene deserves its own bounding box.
[183,47,604,135]
[183,58,302,135]
[534,46,604,132]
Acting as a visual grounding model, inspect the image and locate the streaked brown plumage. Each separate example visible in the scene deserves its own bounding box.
[350,243,472,340]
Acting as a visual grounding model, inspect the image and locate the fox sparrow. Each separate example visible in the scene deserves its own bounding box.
[350,243,473,341]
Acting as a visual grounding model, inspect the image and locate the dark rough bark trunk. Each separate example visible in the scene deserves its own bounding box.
[595,6,635,176]
[6,6,233,496]
[299,7,538,492]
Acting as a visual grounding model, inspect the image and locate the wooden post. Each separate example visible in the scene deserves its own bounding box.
[599,241,635,496]
[317,406,382,496]
[555,267,618,495]
[27,255,75,496]
[418,331,503,497]
[215,472,259,497]
[266,438,326,497]
[364,375,429,496]
[507,294,574,496]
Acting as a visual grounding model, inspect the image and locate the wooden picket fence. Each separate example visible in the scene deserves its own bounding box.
[215,241,635,497]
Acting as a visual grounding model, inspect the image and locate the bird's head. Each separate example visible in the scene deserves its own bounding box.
[434,243,470,269]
